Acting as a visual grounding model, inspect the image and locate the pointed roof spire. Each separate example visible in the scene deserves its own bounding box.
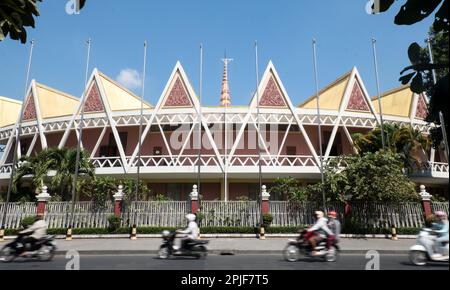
[220,52,233,107]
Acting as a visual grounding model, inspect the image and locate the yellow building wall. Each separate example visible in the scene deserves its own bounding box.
[36,85,79,119]
[0,97,21,127]
[99,75,151,112]
[300,76,349,110]
[372,86,413,118]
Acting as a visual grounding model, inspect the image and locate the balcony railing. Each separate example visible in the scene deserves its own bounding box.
[0,159,447,179]
[0,164,12,174]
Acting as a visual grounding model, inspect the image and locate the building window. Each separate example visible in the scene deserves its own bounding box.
[322,131,343,156]
[287,146,297,156]
[100,132,128,157]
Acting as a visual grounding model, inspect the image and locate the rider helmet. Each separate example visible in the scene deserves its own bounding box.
[185,213,196,222]
[328,211,337,218]
[315,211,324,219]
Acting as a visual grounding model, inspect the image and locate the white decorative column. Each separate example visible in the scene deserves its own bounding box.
[419,185,433,219]
[113,185,125,217]
[36,185,51,216]
[190,184,199,213]
[261,185,270,215]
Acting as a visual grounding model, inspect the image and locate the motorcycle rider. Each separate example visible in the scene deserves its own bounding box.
[19,214,48,254]
[327,211,341,250]
[305,211,334,256]
[175,213,199,253]
[432,211,449,258]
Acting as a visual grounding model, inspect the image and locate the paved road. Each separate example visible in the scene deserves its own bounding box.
[0,253,447,270]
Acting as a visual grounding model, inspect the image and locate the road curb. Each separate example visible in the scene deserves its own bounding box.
[52,249,410,256]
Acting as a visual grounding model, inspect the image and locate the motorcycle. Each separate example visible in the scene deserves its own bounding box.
[0,232,57,263]
[283,229,339,262]
[158,230,208,259]
[409,228,449,266]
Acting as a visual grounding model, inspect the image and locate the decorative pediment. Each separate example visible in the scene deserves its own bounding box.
[259,74,287,108]
[346,81,370,112]
[163,74,192,108]
[415,94,428,119]
[83,81,104,113]
[23,93,37,121]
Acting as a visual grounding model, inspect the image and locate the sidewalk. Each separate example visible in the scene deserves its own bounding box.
[0,237,415,255]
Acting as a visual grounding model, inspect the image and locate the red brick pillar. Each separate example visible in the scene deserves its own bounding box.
[113,185,124,217]
[419,185,433,219]
[261,185,270,215]
[36,186,51,216]
[190,185,199,214]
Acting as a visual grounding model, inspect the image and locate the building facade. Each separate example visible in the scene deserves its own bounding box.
[0,61,448,200]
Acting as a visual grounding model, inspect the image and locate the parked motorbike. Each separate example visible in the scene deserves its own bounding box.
[283,229,339,262]
[0,232,57,263]
[409,228,449,266]
[158,230,208,259]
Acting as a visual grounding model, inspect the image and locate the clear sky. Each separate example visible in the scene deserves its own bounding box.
[0,0,434,106]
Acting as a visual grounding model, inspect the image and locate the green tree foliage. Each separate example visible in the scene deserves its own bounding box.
[308,151,418,203]
[269,177,307,201]
[13,147,94,201]
[377,0,449,146]
[0,0,86,44]
[79,176,151,210]
[352,124,431,167]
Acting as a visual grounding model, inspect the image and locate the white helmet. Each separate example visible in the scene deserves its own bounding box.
[315,211,324,219]
[186,214,196,222]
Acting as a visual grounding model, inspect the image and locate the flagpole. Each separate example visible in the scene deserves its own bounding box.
[197,44,203,200]
[1,40,35,230]
[69,38,92,229]
[426,37,438,85]
[134,41,148,226]
[371,37,386,150]
[254,41,263,224]
[312,39,326,212]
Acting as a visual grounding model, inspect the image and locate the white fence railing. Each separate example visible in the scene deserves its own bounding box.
[0,202,37,229]
[431,202,449,216]
[45,202,114,229]
[1,201,446,230]
[270,201,425,228]
[200,201,261,227]
[270,201,345,227]
[123,201,189,227]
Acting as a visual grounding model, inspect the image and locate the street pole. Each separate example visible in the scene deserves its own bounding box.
[426,37,438,85]
[312,39,326,213]
[372,37,387,150]
[1,40,35,230]
[135,41,148,226]
[255,41,263,225]
[69,38,92,229]
[439,112,449,163]
[197,44,203,204]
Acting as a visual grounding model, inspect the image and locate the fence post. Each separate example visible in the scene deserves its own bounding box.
[113,185,124,218]
[419,185,433,219]
[261,185,270,215]
[190,184,199,214]
[36,185,51,216]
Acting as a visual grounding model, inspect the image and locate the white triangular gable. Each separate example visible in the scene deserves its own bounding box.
[83,79,106,114]
[58,69,127,172]
[250,61,290,109]
[158,62,198,110]
[341,67,379,121]
[412,93,429,120]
